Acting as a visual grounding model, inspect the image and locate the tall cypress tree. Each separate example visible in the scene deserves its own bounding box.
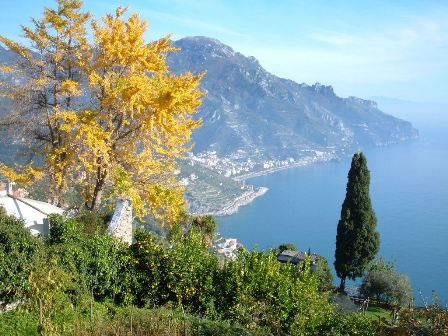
[334,152,380,292]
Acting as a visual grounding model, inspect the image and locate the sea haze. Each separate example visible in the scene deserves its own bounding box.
[218,114,448,304]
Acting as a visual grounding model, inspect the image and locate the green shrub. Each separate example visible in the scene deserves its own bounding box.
[214,249,333,334]
[314,256,334,291]
[360,258,413,312]
[0,309,38,336]
[313,311,379,336]
[0,213,42,303]
[132,229,219,314]
[48,214,84,245]
[277,243,298,253]
[73,210,112,236]
[85,234,136,304]
[46,215,136,305]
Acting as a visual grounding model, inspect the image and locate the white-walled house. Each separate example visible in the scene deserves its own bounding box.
[0,181,64,236]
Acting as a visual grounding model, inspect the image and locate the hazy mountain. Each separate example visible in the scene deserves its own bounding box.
[371,96,448,130]
[167,36,418,165]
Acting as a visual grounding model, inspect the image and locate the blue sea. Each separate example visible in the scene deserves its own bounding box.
[218,125,448,304]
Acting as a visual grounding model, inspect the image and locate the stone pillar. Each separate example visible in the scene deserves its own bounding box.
[6,181,14,195]
[108,198,133,245]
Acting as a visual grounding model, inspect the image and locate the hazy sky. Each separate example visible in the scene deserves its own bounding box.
[1,0,447,103]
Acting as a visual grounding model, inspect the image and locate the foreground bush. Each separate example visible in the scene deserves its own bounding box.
[0,309,38,336]
[315,311,379,336]
[0,304,267,336]
[0,213,42,304]
[377,302,448,336]
[47,214,136,304]
[0,213,383,335]
[132,229,219,313]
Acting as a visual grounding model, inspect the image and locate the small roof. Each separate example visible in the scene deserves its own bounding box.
[277,250,318,264]
[0,195,64,235]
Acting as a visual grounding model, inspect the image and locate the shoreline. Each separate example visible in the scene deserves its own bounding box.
[192,186,269,217]
[196,139,416,217]
[214,187,269,216]
[233,155,338,181]
[197,155,339,217]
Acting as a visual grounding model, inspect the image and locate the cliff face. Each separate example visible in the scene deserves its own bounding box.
[167,36,418,162]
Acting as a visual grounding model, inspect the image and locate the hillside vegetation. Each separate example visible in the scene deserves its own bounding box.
[0,211,381,335]
[2,211,446,335]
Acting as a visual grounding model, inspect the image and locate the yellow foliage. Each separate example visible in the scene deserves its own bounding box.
[60,6,204,224]
[0,65,15,73]
[0,1,203,225]
[0,163,44,187]
[0,0,91,206]
[0,35,32,60]
[60,79,82,96]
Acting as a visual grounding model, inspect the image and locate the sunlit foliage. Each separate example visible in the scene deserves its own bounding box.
[0,1,203,225]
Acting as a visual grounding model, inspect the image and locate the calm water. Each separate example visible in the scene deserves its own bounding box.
[218,127,448,304]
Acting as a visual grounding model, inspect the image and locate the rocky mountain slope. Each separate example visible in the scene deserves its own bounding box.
[167,36,418,176]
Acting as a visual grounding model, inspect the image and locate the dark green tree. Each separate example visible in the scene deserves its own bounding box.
[277,243,298,254]
[334,152,380,292]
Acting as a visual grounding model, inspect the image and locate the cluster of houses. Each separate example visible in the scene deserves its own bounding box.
[213,235,242,260]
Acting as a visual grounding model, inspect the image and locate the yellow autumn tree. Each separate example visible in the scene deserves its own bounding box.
[0,0,90,206]
[0,1,203,224]
[66,7,204,224]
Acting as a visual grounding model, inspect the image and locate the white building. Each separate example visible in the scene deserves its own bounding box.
[0,181,64,236]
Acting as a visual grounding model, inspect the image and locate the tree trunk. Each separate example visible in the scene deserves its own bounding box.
[55,184,65,208]
[86,168,107,211]
[90,186,104,211]
[49,174,65,208]
[392,308,399,326]
[339,277,346,293]
[88,181,104,211]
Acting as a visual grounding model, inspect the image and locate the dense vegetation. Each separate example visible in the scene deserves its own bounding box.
[1,211,446,335]
[0,211,383,335]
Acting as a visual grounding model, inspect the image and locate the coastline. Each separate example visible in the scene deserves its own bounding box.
[193,138,416,217]
[214,187,269,216]
[199,155,338,216]
[191,186,269,217]
[233,155,338,181]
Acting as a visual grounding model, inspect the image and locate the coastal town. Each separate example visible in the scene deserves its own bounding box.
[178,148,338,216]
[187,148,339,180]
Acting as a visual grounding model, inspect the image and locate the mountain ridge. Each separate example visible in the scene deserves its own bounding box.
[166,36,418,176]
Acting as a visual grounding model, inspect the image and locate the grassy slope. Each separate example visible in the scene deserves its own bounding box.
[0,305,263,336]
[365,306,391,322]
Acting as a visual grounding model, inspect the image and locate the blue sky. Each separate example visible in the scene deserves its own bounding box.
[1,0,447,103]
